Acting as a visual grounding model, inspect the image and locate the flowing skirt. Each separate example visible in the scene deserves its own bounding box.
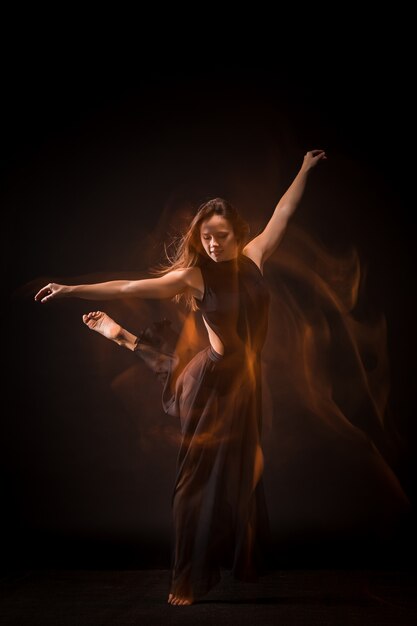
[134,318,272,600]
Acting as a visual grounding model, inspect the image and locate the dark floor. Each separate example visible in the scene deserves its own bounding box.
[1,568,416,626]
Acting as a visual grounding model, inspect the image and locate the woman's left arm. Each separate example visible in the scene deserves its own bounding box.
[244,150,327,264]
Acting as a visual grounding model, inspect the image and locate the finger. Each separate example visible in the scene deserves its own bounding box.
[305,150,325,158]
[35,283,54,301]
[41,288,55,303]
[35,288,48,301]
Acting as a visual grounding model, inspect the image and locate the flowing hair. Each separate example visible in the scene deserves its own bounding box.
[149,198,251,311]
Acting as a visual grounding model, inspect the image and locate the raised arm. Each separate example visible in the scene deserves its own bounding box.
[243,150,326,265]
[34,268,193,304]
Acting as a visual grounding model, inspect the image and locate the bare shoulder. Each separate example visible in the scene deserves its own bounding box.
[180,266,200,283]
[159,267,194,281]
[242,241,264,276]
[155,267,196,292]
[159,266,203,300]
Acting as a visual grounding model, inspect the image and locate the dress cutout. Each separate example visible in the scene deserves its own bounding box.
[134,251,273,600]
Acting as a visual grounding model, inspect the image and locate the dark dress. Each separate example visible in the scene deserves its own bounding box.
[134,251,273,600]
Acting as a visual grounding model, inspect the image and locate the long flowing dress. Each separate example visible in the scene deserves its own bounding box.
[133,251,273,600]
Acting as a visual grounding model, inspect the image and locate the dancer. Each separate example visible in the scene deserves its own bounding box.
[35,149,327,605]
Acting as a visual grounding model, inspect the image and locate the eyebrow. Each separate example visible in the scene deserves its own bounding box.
[201,229,229,234]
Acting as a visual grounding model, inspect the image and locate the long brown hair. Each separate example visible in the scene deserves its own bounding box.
[149,198,251,311]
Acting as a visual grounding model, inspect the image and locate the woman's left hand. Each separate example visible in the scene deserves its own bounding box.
[302,149,327,171]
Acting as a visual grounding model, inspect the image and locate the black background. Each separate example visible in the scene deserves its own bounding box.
[3,30,416,571]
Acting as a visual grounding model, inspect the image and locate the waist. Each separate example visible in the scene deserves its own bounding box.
[207,342,262,364]
[208,344,224,362]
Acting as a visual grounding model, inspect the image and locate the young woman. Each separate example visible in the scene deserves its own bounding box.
[35,149,327,605]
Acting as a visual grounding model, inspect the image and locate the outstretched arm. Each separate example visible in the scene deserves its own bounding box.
[244,150,326,264]
[34,268,193,304]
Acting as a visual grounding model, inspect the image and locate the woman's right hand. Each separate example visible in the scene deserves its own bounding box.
[34,282,70,303]
[301,149,327,172]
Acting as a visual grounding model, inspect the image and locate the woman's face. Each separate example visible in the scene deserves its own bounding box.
[200,215,239,262]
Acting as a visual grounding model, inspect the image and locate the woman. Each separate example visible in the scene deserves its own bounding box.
[35,149,327,605]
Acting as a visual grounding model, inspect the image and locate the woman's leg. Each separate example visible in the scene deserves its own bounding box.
[83,311,181,408]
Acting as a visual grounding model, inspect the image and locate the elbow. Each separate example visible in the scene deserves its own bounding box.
[120,281,135,297]
[276,205,292,222]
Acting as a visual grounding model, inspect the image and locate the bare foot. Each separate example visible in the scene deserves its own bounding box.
[82,311,122,341]
[167,592,193,606]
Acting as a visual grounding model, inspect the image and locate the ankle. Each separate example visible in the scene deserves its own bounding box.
[115,327,138,351]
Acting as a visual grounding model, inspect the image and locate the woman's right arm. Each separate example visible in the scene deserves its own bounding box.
[34,268,193,303]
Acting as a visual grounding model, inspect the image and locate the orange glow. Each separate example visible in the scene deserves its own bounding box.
[24,210,409,527]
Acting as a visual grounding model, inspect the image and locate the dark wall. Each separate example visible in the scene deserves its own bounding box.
[4,49,416,569]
